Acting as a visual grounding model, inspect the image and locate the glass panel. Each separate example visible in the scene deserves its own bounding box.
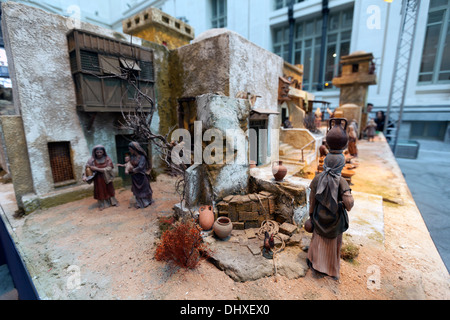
[315,18,322,35]
[219,0,225,16]
[328,33,337,43]
[283,45,290,61]
[341,30,351,41]
[295,23,303,38]
[274,28,282,43]
[425,121,446,138]
[420,24,442,73]
[428,10,445,24]
[284,27,290,41]
[274,45,281,56]
[340,40,350,57]
[325,43,337,82]
[438,72,450,81]
[418,73,433,82]
[328,13,339,31]
[305,20,314,35]
[275,0,284,10]
[430,0,448,9]
[212,0,217,18]
[295,50,302,65]
[439,23,450,71]
[410,122,425,137]
[313,38,321,89]
[304,47,311,84]
[341,8,353,29]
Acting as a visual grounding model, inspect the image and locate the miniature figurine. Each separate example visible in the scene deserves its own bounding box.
[262,231,275,259]
[364,119,377,142]
[314,107,322,129]
[117,155,134,175]
[83,145,119,211]
[307,152,354,280]
[127,141,154,209]
[347,125,358,157]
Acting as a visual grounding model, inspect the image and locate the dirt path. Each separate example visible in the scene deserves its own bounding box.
[1,137,449,300]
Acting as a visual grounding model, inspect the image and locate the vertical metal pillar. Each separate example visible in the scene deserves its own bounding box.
[384,0,420,155]
[287,0,295,64]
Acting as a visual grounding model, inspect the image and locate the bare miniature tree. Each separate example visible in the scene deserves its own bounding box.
[89,38,190,210]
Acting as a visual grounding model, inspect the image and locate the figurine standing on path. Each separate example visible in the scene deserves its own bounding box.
[83,145,119,211]
[364,119,377,142]
[127,141,154,209]
[307,153,354,280]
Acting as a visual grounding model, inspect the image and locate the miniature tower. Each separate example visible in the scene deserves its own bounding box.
[332,51,377,135]
[122,7,194,50]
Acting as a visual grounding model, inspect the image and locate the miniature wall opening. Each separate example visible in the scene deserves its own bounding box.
[177,97,197,152]
[249,110,269,166]
[48,141,75,184]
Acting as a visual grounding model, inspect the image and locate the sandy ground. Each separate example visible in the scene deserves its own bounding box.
[1,135,449,300]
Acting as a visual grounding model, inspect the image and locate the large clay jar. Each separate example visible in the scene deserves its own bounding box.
[213,217,233,240]
[199,205,214,231]
[272,161,287,181]
[326,118,349,152]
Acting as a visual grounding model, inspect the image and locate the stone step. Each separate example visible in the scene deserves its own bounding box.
[279,145,295,156]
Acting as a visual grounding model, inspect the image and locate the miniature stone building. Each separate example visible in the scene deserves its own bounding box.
[123,7,194,50]
[332,51,377,134]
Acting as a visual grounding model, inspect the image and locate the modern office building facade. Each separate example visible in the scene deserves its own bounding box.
[1,0,449,142]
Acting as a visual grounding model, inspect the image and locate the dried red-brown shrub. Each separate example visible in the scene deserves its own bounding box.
[155,219,210,269]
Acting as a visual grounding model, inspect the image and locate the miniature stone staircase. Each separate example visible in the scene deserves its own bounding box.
[279,142,316,167]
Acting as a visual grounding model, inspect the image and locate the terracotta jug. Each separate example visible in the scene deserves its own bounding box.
[213,217,233,240]
[326,118,348,152]
[272,161,287,181]
[199,205,214,231]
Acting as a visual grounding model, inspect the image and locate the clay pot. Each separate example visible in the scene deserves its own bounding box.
[249,160,257,168]
[199,205,214,230]
[304,218,314,233]
[213,217,233,240]
[319,145,329,157]
[85,167,93,177]
[326,118,348,152]
[272,161,287,181]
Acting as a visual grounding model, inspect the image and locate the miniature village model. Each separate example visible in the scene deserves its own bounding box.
[0,2,449,301]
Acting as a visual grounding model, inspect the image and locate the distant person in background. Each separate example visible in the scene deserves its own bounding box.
[375,111,385,132]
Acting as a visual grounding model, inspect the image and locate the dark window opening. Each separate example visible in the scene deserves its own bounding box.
[48,142,75,183]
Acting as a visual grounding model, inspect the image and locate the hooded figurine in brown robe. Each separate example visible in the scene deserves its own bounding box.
[307,153,354,280]
[128,141,154,209]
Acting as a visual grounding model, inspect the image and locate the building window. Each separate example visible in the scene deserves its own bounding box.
[410,121,448,140]
[273,26,290,62]
[274,0,305,10]
[48,142,75,184]
[418,0,450,83]
[211,0,227,28]
[273,6,353,91]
